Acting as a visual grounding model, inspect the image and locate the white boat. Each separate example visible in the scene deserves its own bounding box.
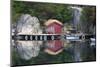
[90,38,96,42]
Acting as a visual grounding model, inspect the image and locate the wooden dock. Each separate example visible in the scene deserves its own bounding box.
[12,34,95,41]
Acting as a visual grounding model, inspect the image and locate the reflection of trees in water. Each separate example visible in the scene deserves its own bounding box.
[80,41,96,61]
[12,40,96,66]
[43,40,96,63]
[12,14,96,66]
[64,41,96,62]
[12,2,96,66]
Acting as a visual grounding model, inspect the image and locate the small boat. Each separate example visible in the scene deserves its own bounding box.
[90,38,96,42]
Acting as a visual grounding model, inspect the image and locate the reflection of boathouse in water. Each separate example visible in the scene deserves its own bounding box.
[44,19,63,55]
[12,14,96,62]
[13,14,65,60]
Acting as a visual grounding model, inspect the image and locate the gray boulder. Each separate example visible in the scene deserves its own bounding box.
[15,14,42,60]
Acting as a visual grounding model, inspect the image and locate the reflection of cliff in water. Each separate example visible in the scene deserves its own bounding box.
[12,40,95,65]
[12,14,43,60]
[12,14,96,66]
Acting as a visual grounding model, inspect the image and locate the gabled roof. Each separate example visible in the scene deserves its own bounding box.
[44,48,63,55]
[45,19,63,26]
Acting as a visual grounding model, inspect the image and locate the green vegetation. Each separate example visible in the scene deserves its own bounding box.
[12,1,74,66]
[12,1,96,66]
[79,6,96,34]
[12,1,73,24]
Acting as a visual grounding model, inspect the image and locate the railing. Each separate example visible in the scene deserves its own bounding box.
[12,34,95,41]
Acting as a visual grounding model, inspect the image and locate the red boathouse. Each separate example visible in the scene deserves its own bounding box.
[44,19,63,55]
[45,19,63,34]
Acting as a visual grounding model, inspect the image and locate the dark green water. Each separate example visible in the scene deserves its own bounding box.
[12,40,96,66]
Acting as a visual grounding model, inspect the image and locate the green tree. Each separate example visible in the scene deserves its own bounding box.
[12,1,73,24]
[80,6,96,34]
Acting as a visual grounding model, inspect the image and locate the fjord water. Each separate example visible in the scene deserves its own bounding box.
[12,12,96,66]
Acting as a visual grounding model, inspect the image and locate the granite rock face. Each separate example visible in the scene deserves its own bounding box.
[15,14,42,60]
[16,14,42,35]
